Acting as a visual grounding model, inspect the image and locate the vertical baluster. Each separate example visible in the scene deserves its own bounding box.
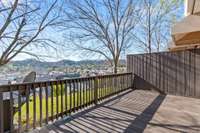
[8,86,14,132]
[126,75,127,88]
[104,77,106,97]
[56,81,59,119]
[109,76,111,94]
[103,77,105,98]
[106,76,110,95]
[64,80,68,115]
[105,77,107,96]
[50,82,54,121]
[73,79,75,112]
[127,75,129,88]
[125,75,127,88]
[131,74,132,88]
[109,76,110,94]
[85,78,88,107]
[75,79,79,110]
[111,76,113,94]
[118,75,122,92]
[120,76,121,91]
[94,77,98,105]
[97,77,99,100]
[122,75,124,90]
[61,81,64,117]
[39,83,43,127]
[25,85,29,131]
[117,76,118,92]
[124,75,126,89]
[69,80,72,114]
[85,78,87,105]
[112,76,114,94]
[106,77,108,96]
[45,82,49,124]
[121,75,123,90]
[79,79,82,108]
[90,78,91,103]
[105,77,107,97]
[83,79,85,107]
[118,76,119,92]
[128,74,130,88]
[120,76,122,91]
[102,77,104,98]
[77,79,79,109]
[114,76,115,93]
[114,76,119,93]
[121,75,125,90]
[86,78,88,105]
[117,76,119,92]
[33,84,36,129]
[108,76,110,96]
[114,76,116,93]
[92,78,95,102]
[89,78,91,104]
[92,78,94,102]
[98,77,100,99]
[99,77,102,99]
[18,86,22,132]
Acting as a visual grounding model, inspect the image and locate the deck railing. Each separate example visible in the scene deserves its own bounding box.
[0,73,133,132]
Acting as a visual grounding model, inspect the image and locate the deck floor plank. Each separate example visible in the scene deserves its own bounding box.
[30,89,200,133]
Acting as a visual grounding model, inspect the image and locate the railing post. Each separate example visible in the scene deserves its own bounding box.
[94,77,98,105]
[0,92,3,133]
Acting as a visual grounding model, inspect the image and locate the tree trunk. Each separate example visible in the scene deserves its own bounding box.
[113,59,118,74]
[113,65,117,74]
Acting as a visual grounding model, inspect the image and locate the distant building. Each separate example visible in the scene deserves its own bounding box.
[56,73,81,80]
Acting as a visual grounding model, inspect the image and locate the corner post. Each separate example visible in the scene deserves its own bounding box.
[0,92,3,133]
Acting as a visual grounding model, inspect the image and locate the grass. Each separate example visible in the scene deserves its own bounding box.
[13,86,117,129]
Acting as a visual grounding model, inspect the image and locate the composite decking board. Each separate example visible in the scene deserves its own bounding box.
[31,89,200,133]
[127,49,200,98]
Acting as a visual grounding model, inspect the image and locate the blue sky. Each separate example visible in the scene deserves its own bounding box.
[5,0,184,61]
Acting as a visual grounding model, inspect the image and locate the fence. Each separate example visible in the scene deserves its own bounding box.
[127,49,200,98]
[0,73,132,132]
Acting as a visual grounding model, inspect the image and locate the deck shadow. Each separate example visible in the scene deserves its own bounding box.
[40,89,134,132]
[123,94,166,133]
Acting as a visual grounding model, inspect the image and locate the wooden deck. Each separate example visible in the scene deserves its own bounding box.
[31,89,200,133]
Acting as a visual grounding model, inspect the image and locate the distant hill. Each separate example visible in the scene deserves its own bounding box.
[10,59,126,68]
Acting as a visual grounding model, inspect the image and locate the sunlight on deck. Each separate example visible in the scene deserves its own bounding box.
[31,89,200,133]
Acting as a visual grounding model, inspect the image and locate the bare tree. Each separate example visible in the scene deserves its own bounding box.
[0,0,61,66]
[133,0,183,53]
[62,0,140,73]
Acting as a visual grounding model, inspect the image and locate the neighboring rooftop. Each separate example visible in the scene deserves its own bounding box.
[170,0,200,51]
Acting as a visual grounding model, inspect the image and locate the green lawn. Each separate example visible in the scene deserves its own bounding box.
[13,86,117,128]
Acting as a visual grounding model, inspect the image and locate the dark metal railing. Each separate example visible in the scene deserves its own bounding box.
[0,73,133,132]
